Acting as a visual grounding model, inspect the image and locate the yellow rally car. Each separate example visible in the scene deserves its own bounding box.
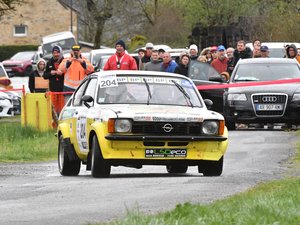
[57,71,228,178]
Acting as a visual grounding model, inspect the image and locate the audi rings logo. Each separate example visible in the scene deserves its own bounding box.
[162,123,173,133]
[262,96,277,102]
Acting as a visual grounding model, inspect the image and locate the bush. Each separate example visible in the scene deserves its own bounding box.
[0,45,39,61]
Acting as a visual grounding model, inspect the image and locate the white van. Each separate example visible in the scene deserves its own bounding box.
[41,31,76,57]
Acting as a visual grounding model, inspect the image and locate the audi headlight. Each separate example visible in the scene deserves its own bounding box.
[108,119,132,133]
[227,93,247,101]
[292,93,300,101]
[202,120,224,135]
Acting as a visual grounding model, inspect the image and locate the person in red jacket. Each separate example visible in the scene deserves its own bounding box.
[103,40,137,71]
[211,45,229,74]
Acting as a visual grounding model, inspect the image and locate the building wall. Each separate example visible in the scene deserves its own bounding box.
[0,0,77,46]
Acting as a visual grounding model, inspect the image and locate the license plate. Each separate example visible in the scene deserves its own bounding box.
[145,148,187,158]
[256,104,283,111]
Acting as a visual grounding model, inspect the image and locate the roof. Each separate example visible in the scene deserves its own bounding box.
[237,58,298,65]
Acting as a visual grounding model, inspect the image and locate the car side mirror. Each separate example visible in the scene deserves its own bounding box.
[82,95,94,108]
[204,99,213,109]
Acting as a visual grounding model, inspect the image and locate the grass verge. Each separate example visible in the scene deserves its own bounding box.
[0,119,57,162]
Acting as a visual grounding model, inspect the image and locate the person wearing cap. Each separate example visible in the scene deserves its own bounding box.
[58,44,94,98]
[233,40,252,66]
[210,46,218,60]
[188,44,199,67]
[158,48,165,62]
[211,45,229,74]
[43,45,65,115]
[140,42,154,70]
[103,39,137,71]
[260,45,270,58]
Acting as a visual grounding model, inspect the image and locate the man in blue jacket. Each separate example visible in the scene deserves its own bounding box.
[161,52,178,73]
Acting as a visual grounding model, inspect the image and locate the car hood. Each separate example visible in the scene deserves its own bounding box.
[228,82,300,95]
[2,59,24,65]
[92,105,224,122]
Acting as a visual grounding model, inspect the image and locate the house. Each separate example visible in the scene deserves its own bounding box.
[0,0,78,46]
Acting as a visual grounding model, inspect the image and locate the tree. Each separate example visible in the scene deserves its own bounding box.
[0,0,24,18]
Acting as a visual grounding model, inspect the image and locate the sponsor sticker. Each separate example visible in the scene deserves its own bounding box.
[145,148,187,158]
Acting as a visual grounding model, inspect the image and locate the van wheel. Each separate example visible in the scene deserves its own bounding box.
[91,135,111,178]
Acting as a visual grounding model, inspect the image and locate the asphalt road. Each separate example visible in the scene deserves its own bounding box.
[0,130,298,225]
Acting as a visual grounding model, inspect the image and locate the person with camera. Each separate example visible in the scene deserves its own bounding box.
[103,40,137,71]
[58,44,94,102]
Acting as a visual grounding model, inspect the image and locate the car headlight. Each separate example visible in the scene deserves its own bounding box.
[292,93,300,101]
[227,93,247,101]
[108,119,132,133]
[202,120,225,135]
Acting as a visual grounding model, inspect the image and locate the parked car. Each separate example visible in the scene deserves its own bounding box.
[0,91,13,117]
[2,51,35,77]
[223,58,300,130]
[0,62,12,89]
[57,70,228,178]
[90,48,116,69]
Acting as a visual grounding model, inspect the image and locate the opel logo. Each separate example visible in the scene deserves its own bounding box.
[162,123,173,133]
[262,96,277,102]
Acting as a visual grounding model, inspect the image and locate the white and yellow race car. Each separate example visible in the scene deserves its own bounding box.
[57,71,228,178]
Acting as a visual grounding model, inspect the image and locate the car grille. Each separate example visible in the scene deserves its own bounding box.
[132,122,202,135]
[4,64,20,68]
[252,93,288,116]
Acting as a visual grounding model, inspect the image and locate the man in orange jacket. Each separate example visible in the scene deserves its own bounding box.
[58,44,94,102]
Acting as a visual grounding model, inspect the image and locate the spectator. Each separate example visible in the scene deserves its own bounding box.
[188,44,199,62]
[211,45,229,74]
[210,46,218,60]
[103,40,137,70]
[58,44,94,101]
[158,48,165,62]
[136,48,146,69]
[144,50,162,71]
[140,42,154,70]
[233,40,253,66]
[28,58,47,93]
[43,45,65,115]
[286,44,300,63]
[252,39,261,58]
[197,55,208,63]
[260,45,270,58]
[161,52,178,73]
[226,47,235,75]
[174,53,190,76]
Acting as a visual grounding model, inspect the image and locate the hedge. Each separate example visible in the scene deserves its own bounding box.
[0,45,39,62]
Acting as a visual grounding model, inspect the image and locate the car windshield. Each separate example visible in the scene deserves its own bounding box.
[188,61,221,81]
[97,75,202,107]
[0,66,7,78]
[233,63,300,82]
[42,38,75,55]
[11,52,35,60]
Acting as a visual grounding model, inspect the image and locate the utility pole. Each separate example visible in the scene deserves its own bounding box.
[70,0,73,33]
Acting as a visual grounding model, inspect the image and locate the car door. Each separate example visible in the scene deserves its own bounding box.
[72,77,98,154]
[188,61,226,114]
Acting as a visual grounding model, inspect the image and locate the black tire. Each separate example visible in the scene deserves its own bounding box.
[58,136,81,176]
[91,135,111,178]
[166,164,188,174]
[226,120,236,130]
[198,156,223,176]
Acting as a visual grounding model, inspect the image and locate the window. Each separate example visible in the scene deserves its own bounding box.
[13,25,27,37]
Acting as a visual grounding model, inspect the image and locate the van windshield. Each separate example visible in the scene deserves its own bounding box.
[42,38,75,55]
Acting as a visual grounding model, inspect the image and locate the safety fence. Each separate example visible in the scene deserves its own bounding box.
[0,86,72,131]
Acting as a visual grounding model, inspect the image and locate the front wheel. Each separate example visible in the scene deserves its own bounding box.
[198,156,223,176]
[58,136,81,176]
[166,164,188,174]
[91,135,111,178]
